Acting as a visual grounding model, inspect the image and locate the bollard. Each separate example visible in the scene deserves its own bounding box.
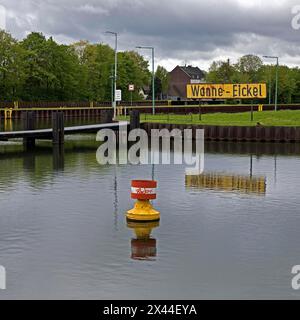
[52,111,64,145]
[130,110,140,131]
[100,109,114,124]
[126,180,160,222]
[22,111,36,150]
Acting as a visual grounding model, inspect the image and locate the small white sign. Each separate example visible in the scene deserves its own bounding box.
[128,84,135,91]
[115,89,122,101]
[190,79,203,84]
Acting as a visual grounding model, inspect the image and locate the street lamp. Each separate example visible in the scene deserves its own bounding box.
[109,64,114,109]
[106,31,118,119]
[263,55,279,111]
[136,46,155,115]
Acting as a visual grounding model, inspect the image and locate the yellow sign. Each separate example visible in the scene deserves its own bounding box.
[187,83,267,99]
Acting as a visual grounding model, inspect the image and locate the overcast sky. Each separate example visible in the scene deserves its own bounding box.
[1,0,300,71]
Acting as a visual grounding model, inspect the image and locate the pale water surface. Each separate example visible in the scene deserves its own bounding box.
[0,121,300,299]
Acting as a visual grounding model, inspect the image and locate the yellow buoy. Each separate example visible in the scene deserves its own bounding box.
[126,180,160,222]
[127,220,160,240]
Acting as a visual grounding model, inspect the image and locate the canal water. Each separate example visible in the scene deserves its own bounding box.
[0,120,300,299]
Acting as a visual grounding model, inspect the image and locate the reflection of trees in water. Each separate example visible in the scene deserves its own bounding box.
[0,139,108,190]
[0,139,294,192]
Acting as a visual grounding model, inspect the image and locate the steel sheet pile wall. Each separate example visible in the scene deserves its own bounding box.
[142,122,300,142]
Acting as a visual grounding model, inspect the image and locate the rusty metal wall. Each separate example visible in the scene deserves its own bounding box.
[142,122,300,142]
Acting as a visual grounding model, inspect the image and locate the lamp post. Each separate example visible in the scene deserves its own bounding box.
[136,46,155,115]
[263,55,279,111]
[106,31,118,119]
[268,67,272,105]
[110,64,114,109]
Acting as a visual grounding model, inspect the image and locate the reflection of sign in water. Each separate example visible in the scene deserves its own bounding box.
[185,173,266,195]
[187,83,267,99]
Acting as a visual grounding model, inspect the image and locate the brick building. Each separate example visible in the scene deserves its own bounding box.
[168,65,206,100]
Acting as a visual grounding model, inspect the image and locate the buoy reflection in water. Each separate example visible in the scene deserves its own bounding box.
[127,221,159,261]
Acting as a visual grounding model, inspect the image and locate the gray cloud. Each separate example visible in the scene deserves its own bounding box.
[1,0,300,70]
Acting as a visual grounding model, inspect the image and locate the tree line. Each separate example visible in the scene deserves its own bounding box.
[206,55,300,104]
[0,30,169,102]
[1,29,300,104]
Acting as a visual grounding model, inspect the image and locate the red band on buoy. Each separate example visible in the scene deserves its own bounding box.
[131,180,157,189]
[130,180,157,200]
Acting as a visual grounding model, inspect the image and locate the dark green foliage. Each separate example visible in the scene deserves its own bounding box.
[0,30,151,101]
[206,54,300,104]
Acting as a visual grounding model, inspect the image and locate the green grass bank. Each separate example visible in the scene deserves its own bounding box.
[119,110,300,127]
